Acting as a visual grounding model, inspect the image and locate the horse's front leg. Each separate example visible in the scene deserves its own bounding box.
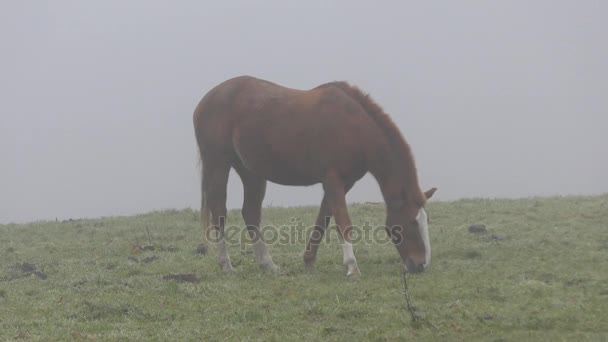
[323,171,360,276]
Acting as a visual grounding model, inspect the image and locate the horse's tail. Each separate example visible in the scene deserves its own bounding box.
[193,99,210,243]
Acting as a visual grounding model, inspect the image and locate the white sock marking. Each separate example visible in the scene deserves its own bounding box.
[342,240,359,275]
[343,241,355,264]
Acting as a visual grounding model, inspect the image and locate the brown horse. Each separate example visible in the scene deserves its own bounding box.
[193,76,436,275]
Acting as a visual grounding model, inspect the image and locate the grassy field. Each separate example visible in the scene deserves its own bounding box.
[1,195,607,341]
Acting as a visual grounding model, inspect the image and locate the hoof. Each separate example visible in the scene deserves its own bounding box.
[346,264,361,276]
[304,258,316,272]
[219,259,234,273]
[304,263,315,273]
[260,262,280,272]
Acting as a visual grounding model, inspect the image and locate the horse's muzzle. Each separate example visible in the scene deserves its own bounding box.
[405,258,427,273]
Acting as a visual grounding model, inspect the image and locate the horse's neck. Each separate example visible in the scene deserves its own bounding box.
[371,149,422,208]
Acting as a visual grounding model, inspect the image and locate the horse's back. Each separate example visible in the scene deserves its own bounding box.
[194,76,381,185]
[195,76,326,145]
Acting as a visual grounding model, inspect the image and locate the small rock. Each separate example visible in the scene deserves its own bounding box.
[321,326,338,334]
[468,224,487,233]
[127,256,140,263]
[142,255,158,264]
[167,246,176,252]
[32,271,48,280]
[8,263,48,280]
[14,330,29,339]
[195,243,208,255]
[141,245,155,252]
[490,234,504,241]
[12,263,37,273]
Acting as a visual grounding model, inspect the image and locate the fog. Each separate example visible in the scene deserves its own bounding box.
[1,1,606,223]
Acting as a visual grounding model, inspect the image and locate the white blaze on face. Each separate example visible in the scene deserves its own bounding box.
[416,208,431,268]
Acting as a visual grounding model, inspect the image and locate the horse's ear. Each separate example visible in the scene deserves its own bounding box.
[424,187,437,200]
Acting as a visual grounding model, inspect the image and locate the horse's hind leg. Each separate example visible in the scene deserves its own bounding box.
[235,164,278,271]
[200,164,210,246]
[205,159,234,272]
[303,195,331,271]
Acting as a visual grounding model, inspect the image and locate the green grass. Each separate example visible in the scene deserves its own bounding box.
[1,195,607,341]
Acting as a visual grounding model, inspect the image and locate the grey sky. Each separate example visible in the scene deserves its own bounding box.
[1,1,606,223]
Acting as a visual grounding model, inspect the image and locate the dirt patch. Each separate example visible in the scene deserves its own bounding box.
[128,255,158,264]
[4,263,48,281]
[163,274,200,283]
[13,263,37,273]
[134,245,176,253]
[564,278,588,287]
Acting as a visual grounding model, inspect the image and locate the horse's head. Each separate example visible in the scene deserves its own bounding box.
[387,187,437,273]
